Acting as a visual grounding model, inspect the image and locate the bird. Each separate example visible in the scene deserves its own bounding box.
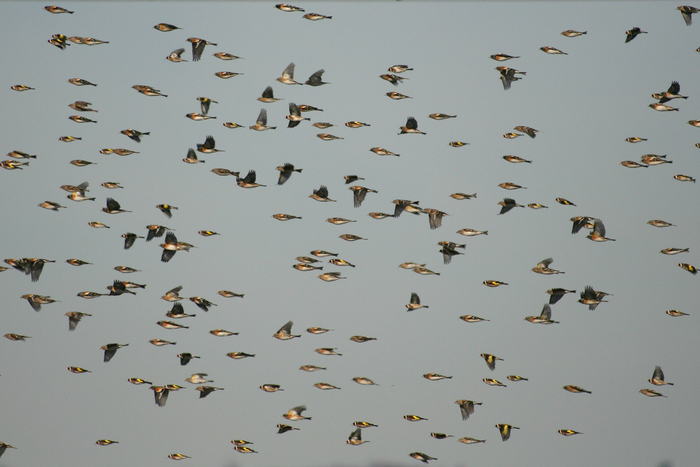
[250,108,276,130]
[274,321,300,340]
[260,384,283,393]
[214,71,242,79]
[314,382,339,389]
[438,241,464,264]
[178,353,200,365]
[677,5,699,25]
[307,327,331,334]
[283,405,312,421]
[649,103,678,112]
[349,335,376,343]
[121,233,143,250]
[102,197,130,214]
[399,116,425,135]
[276,3,305,12]
[186,373,213,384]
[678,263,698,275]
[532,258,564,274]
[459,315,489,322]
[187,37,216,61]
[353,421,378,428]
[498,67,517,90]
[286,103,310,128]
[156,204,178,218]
[674,174,696,183]
[455,400,482,420]
[65,312,91,331]
[404,415,428,422]
[273,213,301,221]
[168,453,191,460]
[409,452,437,463]
[349,186,377,208]
[146,225,171,242]
[0,443,16,458]
[326,217,355,225]
[625,27,647,43]
[218,290,244,298]
[101,343,128,362]
[406,292,428,311]
[309,185,335,202]
[95,439,119,446]
[5,334,31,342]
[540,46,567,54]
[21,294,58,311]
[578,286,608,310]
[303,12,332,20]
[498,198,524,215]
[499,182,525,190]
[301,365,326,372]
[237,170,265,188]
[183,149,204,164]
[317,133,343,140]
[525,304,559,324]
[458,437,486,444]
[640,389,666,398]
[316,347,342,355]
[213,52,240,60]
[587,219,615,242]
[483,378,507,387]
[189,296,216,311]
[329,258,355,268]
[257,86,283,104]
[197,135,223,153]
[652,81,688,103]
[508,375,529,381]
[491,53,519,61]
[159,232,179,263]
[666,309,689,317]
[276,424,299,434]
[380,73,407,85]
[353,377,378,385]
[387,92,412,100]
[496,424,520,441]
[149,339,176,346]
[481,353,504,371]
[345,121,370,128]
[233,446,257,454]
[649,366,673,386]
[68,115,97,123]
[120,129,149,142]
[370,147,400,156]
[563,385,592,394]
[277,62,302,85]
[514,125,539,138]
[305,69,328,86]
[430,433,453,440]
[423,209,448,229]
[660,248,689,255]
[38,201,65,211]
[210,329,237,336]
[340,234,366,241]
[558,429,582,436]
[347,428,368,445]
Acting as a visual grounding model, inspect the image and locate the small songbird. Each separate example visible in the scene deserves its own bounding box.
[215,71,242,79]
[578,285,607,310]
[349,335,376,343]
[95,439,118,446]
[498,67,517,90]
[387,92,412,100]
[210,329,237,336]
[353,376,378,385]
[587,219,615,242]
[532,257,564,275]
[404,415,428,422]
[273,213,301,221]
[197,135,223,153]
[639,389,666,398]
[5,333,31,341]
[563,385,592,394]
[250,108,276,130]
[498,198,524,215]
[274,321,300,340]
[277,62,302,85]
[283,405,311,421]
[159,232,179,263]
[678,263,698,275]
[406,292,428,311]
[309,185,335,202]
[399,116,425,135]
[660,248,689,255]
[666,309,689,317]
[455,400,482,420]
[187,37,217,61]
[305,69,328,86]
[674,174,696,183]
[183,149,204,164]
[121,232,143,250]
[326,217,355,225]
[429,113,456,120]
[314,382,339,389]
[423,209,448,229]
[154,22,180,31]
[276,424,299,434]
[156,204,178,218]
[276,3,305,12]
[286,103,310,128]
[484,280,507,287]
[349,186,378,208]
[649,366,673,386]
[496,424,520,441]
[150,339,175,346]
[483,378,506,387]
[317,133,343,140]
[213,52,240,60]
[423,373,451,382]
[313,122,335,129]
[101,343,128,362]
[430,433,453,440]
[540,46,567,54]
[303,12,332,20]
[558,429,582,436]
[677,5,699,25]
[458,437,486,444]
[120,129,149,142]
[66,311,92,331]
[370,147,399,157]
[525,303,559,324]
[316,347,342,356]
[237,170,265,188]
[652,81,688,103]
[459,315,489,322]
[258,86,282,104]
[68,78,97,86]
[233,445,257,454]
[301,365,326,372]
[307,327,331,334]
[380,73,407,85]
[168,453,191,460]
[45,5,74,13]
[102,198,130,214]
[409,452,437,463]
[329,258,355,268]
[625,27,647,43]
[347,428,368,445]
[481,353,504,371]
[353,421,378,428]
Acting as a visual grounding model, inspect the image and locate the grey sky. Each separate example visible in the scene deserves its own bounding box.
[1,2,699,467]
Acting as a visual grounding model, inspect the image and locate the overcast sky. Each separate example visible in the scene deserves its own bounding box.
[1,1,699,467]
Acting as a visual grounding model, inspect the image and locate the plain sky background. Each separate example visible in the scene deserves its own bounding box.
[1,1,699,466]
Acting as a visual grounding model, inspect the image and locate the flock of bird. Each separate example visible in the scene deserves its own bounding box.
[1,2,698,465]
